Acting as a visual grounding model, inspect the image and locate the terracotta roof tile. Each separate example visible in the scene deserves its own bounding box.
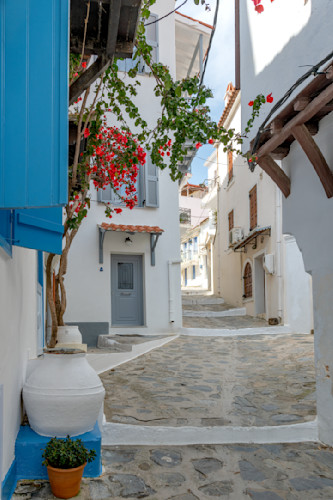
[100,223,164,234]
[218,87,240,128]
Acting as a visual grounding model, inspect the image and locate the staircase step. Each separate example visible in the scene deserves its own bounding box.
[182,307,246,318]
[182,296,225,306]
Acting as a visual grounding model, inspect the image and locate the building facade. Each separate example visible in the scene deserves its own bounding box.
[210,83,313,332]
[64,3,213,341]
[239,0,333,443]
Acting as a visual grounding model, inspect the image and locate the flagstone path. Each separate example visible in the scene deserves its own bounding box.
[101,335,316,428]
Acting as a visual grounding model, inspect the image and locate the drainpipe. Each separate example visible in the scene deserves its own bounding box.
[275,185,283,321]
[168,260,181,323]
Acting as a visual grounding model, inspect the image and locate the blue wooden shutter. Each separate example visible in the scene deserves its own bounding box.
[145,156,159,207]
[13,207,64,255]
[0,0,69,209]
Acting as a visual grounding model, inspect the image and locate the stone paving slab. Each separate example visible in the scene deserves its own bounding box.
[100,335,316,427]
[13,442,333,499]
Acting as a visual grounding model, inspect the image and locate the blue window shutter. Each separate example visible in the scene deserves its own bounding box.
[145,156,159,208]
[13,207,64,255]
[0,0,69,209]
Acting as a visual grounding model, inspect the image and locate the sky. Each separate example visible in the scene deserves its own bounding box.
[176,0,235,184]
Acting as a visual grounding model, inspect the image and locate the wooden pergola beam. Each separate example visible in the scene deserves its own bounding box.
[69,55,110,105]
[291,124,333,198]
[106,0,122,59]
[257,81,333,158]
[256,155,291,198]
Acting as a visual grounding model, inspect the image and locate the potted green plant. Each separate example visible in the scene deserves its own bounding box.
[42,436,96,499]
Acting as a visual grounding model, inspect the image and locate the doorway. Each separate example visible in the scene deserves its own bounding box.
[111,254,144,326]
[254,253,266,316]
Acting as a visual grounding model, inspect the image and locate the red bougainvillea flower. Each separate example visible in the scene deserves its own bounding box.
[84,128,90,138]
[266,93,274,103]
[74,72,78,77]
[82,61,87,69]
[195,142,202,149]
[208,138,214,145]
[248,101,254,107]
[252,0,261,5]
[114,208,122,214]
[255,4,264,13]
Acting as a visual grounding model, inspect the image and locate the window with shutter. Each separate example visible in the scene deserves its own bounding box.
[243,262,253,298]
[144,155,159,207]
[228,210,234,231]
[228,151,233,182]
[117,14,159,74]
[13,207,64,255]
[0,0,68,209]
[249,185,257,230]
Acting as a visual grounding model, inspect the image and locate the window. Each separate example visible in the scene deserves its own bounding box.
[98,155,159,208]
[249,185,257,230]
[193,265,196,279]
[117,14,159,73]
[228,151,233,182]
[228,210,234,231]
[193,237,198,254]
[243,262,253,299]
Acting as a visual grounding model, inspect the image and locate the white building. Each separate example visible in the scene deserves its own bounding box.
[238,0,333,443]
[64,3,213,342]
[210,82,313,332]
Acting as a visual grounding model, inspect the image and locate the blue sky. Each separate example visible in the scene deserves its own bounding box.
[177,0,235,184]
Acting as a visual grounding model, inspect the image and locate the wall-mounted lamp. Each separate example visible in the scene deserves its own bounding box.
[125,236,133,246]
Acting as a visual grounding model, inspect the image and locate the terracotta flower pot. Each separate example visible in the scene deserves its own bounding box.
[47,462,86,499]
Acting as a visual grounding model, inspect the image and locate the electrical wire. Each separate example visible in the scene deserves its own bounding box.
[144,0,188,26]
[199,0,219,85]
[250,49,333,165]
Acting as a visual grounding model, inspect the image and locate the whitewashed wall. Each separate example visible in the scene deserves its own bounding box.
[240,0,331,442]
[0,247,38,483]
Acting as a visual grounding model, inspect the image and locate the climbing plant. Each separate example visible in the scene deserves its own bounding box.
[46,0,272,347]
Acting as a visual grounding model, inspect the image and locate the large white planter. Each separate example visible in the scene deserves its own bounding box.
[57,325,82,345]
[23,352,105,437]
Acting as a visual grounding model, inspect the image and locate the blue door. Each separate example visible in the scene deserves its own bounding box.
[111,255,144,326]
[185,268,187,287]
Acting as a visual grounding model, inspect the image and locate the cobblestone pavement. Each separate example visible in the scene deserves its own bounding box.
[100,335,315,427]
[14,442,333,499]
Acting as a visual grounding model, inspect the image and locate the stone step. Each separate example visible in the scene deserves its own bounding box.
[97,336,133,352]
[182,296,225,306]
[182,308,246,318]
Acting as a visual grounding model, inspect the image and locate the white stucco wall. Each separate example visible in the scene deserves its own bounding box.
[0,247,38,482]
[239,0,332,442]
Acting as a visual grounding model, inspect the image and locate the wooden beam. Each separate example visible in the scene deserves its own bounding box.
[270,118,284,135]
[291,124,333,198]
[106,0,122,59]
[271,146,290,160]
[293,97,310,111]
[326,66,333,80]
[257,81,333,158]
[256,155,291,198]
[69,56,110,105]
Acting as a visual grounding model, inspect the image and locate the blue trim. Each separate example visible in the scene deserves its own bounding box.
[15,422,102,481]
[1,460,17,500]
[0,210,12,257]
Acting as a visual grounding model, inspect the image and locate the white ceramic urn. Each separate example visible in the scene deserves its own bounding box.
[57,325,82,344]
[23,352,105,437]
